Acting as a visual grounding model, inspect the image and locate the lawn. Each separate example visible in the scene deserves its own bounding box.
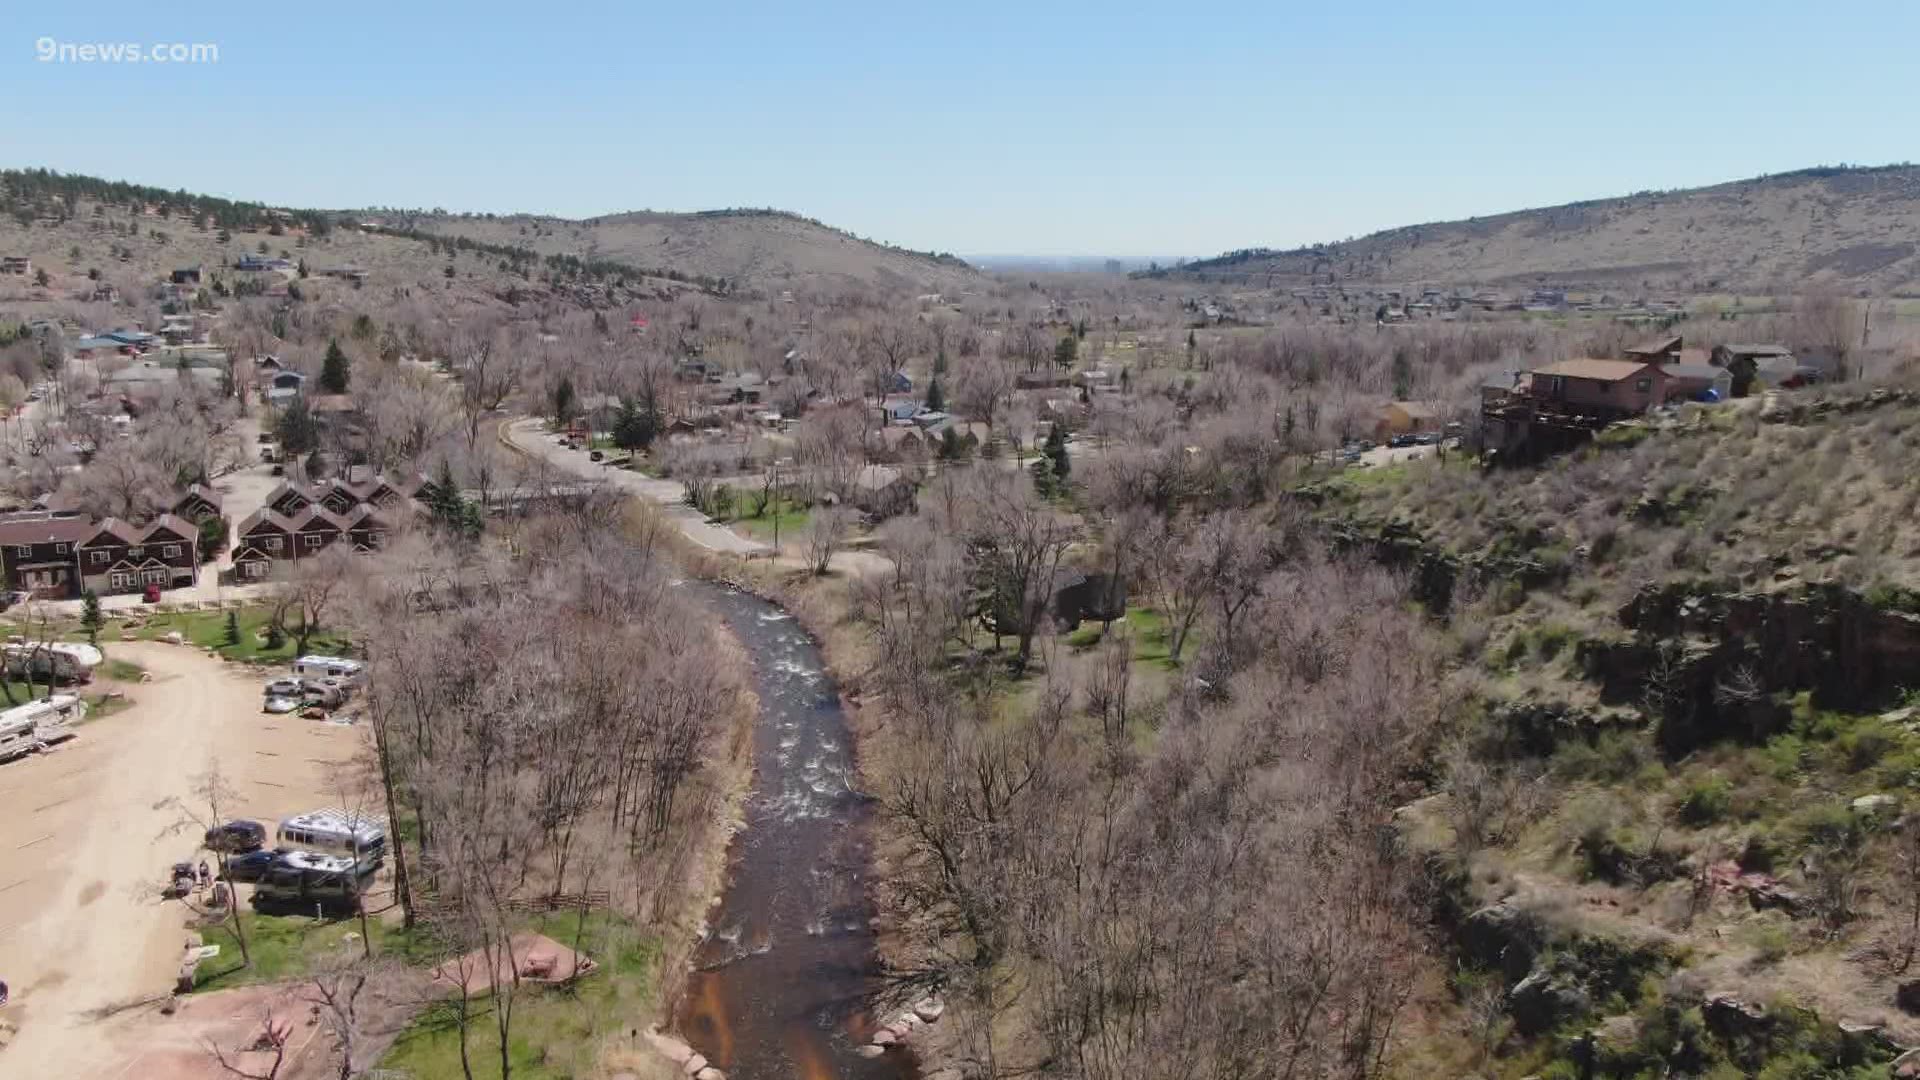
[193,910,438,991]
[731,499,811,542]
[379,911,663,1080]
[124,606,350,664]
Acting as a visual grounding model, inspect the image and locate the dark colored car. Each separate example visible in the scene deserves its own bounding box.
[205,820,268,854]
[223,848,284,883]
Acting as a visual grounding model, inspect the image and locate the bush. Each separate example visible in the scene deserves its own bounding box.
[1554,730,1657,784]
[1677,774,1734,826]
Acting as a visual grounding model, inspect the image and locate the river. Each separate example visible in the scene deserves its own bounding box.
[676,582,916,1080]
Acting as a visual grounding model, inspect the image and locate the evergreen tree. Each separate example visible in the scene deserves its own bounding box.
[1054,335,1077,369]
[276,398,317,453]
[221,610,241,648]
[319,339,351,393]
[1045,423,1071,481]
[80,591,101,648]
[933,347,949,376]
[612,393,661,451]
[550,375,575,423]
[305,447,328,478]
[924,377,945,414]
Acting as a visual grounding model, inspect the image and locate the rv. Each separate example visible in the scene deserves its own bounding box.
[3,642,103,683]
[277,808,386,862]
[0,695,84,761]
[290,655,365,686]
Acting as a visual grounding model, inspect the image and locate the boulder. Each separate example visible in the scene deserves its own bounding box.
[856,1044,886,1058]
[696,1069,725,1080]
[1893,1047,1920,1079]
[872,1029,897,1046]
[1703,993,1770,1040]
[1508,968,1590,1036]
[1463,901,1543,982]
[683,1053,707,1076]
[913,997,945,1023]
[1854,794,1900,818]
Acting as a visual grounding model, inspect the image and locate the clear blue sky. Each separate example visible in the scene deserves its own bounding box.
[6,1,1917,257]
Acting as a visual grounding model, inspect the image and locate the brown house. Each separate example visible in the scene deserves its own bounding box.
[78,514,198,595]
[265,482,321,518]
[232,509,296,580]
[172,484,224,522]
[0,515,95,599]
[1528,359,1671,419]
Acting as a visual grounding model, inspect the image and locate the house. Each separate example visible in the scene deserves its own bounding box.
[265,481,321,517]
[1623,334,1684,365]
[1,256,31,276]
[308,394,358,418]
[172,484,224,522]
[291,506,349,556]
[0,515,94,599]
[170,266,203,285]
[232,510,295,580]
[878,395,923,424]
[265,369,306,405]
[886,371,913,395]
[77,514,198,595]
[1527,359,1671,418]
[1710,344,1799,397]
[1049,569,1127,631]
[1374,400,1446,439]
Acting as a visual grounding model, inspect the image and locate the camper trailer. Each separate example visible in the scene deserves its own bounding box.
[277,808,386,863]
[290,655,365,686]
[3,642,103,683]
[0,694,84,761]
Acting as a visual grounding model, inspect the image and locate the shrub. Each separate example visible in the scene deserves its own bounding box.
[1677,774,1734,826]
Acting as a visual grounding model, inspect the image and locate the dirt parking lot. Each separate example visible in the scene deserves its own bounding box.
[0,642,366,1078]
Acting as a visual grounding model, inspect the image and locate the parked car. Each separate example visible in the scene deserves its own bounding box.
[263,678,304,698]
[263,696,299,714]
[1387,433,1416,448]
[589,450,604,462]
[204,820,268,854]
[222,848,284,883]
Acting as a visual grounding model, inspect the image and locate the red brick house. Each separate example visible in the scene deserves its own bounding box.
[77,514,199,595]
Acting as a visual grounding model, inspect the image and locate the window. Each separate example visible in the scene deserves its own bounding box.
[264,536,282,552]
[110,571,133,589]
[163,544,181,558]
[244,561,267,578]
[13,546,28,557]
[143,568,165,585]
[89,550,108,564]
[304,533,323,548]
[54,543,68,554]
[129,546,144,558]
[1635,377,1652,392]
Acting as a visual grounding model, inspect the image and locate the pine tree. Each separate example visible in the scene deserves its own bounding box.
[924,377,945,414]
[319,339,351,393]
[80,591,101,648]
[1045,423,1071,481]
[222,610,241,648]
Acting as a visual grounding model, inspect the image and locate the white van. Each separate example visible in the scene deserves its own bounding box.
[277,808,386,862]
[290,655,365,686]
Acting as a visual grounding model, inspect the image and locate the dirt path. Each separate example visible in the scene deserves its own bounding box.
[0,642,364,1078]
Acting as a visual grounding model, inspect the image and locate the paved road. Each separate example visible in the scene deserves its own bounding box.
[502,419,769,556]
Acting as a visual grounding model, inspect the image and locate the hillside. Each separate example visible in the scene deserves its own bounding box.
[1163,165,1920,296]
[376,206,979,296]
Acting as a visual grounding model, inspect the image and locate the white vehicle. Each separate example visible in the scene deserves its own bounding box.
[278,808,387,862]
[0,695,84,760]
[263,696,299,714]
[290,655,365,686]
[3,642,103,683]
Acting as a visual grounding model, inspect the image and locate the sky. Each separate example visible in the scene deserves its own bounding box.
[4,1,1918,257]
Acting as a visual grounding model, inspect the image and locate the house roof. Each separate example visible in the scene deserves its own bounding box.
[309,394,357,414]
[176,484,223,512]
[144,513,195,540]
[237,508,296,536]
[0,516,96,546]
[292,506,351,532]
[1722,343,1794,357]
[1625,334,1683,357]
[1532,358,1658,383]
[85,518,144,546]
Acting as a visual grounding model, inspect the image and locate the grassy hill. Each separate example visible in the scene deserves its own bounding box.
[1160,165,1920,296]
[368,206,978,296]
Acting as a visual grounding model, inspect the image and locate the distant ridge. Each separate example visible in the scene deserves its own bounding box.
[1148,165,1920,295]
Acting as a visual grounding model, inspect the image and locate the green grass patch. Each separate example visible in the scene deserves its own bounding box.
[379,911,662,1080]
[730,498,811,541]
[126,607,350,664]
[193,911,438,991]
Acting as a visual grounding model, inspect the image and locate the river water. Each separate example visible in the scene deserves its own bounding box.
[676,582,915,1080]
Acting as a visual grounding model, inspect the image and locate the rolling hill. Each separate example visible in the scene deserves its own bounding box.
[1161,165,1920,296]
[374,207,978,296]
